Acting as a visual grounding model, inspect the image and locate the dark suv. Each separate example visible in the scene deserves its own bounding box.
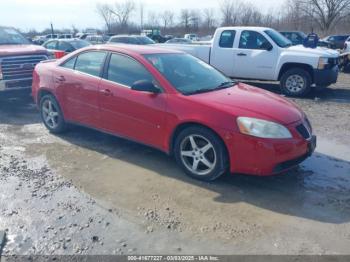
[0,26,50,92]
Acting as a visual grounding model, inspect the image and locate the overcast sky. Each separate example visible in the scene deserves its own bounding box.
[0,0,283,31]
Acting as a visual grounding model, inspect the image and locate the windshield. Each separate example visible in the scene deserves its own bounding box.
[137,37,155,45]
[144,53,235,95]
[0,27,30,45]
[265,29,292,48]
[69,40,91,49]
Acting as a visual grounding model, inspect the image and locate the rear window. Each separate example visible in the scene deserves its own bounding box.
[74,51,106,77]
[219,30,235,48]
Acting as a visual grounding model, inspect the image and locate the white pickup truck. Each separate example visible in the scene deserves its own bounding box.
[160,27,339,96]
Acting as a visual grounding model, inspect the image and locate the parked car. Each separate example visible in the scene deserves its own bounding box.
[165,38,192,44]
[108,35,155,45]
[32,45,316,181]
[42,39,91,58]
[85,35,105,45]
[280,31,333,48]
[59,34,73,39]
[44,34,60,40]
[343,36,350,52]
[322,35,350,49]
[0,26,50,92]
[160,27,339,97]
[184,34,199,41]
[280,31,307,46]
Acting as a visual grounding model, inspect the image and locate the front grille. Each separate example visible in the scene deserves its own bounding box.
[1,55,47,81]
[296,124,311,140]
[328,57,339,67]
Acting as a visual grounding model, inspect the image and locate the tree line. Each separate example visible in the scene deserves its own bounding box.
[96,0,350,36]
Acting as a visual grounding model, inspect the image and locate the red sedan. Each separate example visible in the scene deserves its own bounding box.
[32,45,316,181]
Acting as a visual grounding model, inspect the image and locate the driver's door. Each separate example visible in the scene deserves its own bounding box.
[233,30,277,80]
[99,53,167,149]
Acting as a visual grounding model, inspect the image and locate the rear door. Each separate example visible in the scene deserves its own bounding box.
[210,30,236,77]
[99,52,167,149]
[54,51,107,127]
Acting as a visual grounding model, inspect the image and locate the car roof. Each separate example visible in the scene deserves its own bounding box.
[84,44,183,55]
[110,35,145,38]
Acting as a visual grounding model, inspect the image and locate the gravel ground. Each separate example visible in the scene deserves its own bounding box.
[0,74,349,256]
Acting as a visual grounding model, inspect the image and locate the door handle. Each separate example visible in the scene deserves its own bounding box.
[100,89,113,96]
[237,53,247,56]
[55,76,66,83]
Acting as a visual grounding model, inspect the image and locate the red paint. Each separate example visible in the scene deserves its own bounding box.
[32,45,313,176]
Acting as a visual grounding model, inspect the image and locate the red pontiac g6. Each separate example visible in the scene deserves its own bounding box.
[32,45,316,181]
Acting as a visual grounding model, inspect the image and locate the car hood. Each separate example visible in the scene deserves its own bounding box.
[191,83,304,125]
[0,44,48,57]
[285,45,339,57]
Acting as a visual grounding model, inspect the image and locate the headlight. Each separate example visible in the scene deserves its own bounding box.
[237,117,292,139]
[318,57,329,69]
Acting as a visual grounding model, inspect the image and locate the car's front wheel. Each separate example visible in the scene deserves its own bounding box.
[280,68,312,97]
[174,126,228,181]
[40,94,67,133]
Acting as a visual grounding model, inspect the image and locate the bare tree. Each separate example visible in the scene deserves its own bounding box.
[160,11,175,30]
[190,10,202,31]
[219,0,242,26]
[148,11,159,27]
[202,8,216,29]
[110,0,136,27]
[180,9,192,30]
[96,3,114,33]
[296,0,350,32]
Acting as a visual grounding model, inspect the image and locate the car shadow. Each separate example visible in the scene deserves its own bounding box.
[56,125,350,225]
[241,80,350,104]
[0,91,40,125]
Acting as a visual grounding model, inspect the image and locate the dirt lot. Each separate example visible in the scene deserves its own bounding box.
[0,74,350,255]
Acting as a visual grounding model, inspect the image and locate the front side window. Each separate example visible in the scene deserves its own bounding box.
[74,51,106,77]
[106,53,156,87]
[239,30,271,50]
[144,53,233,95]
[219,30,236,48]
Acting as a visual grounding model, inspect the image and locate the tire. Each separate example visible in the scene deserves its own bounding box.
[39,94,67,133]
[174,126,228,181]
[280,68,312,97]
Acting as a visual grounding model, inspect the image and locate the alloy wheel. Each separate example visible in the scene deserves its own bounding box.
[180,135,217,176]
[285,74,305,93]
[42,99,59,129]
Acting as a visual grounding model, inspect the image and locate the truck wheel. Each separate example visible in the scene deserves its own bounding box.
[40,94,67,133]
[174,126,228,181]
[280,68,312,97]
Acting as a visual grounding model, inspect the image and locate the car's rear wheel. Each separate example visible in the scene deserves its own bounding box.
[174,126,228,181]
[40,94,67,133]
[280,68,312,97]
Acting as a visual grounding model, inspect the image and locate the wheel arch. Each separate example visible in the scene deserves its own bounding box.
[278,63,314,82]
[169,122,230,160]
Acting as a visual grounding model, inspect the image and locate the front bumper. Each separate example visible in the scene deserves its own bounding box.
[222,121,316,176]
[313,66,338,87]
[0,78,33,92]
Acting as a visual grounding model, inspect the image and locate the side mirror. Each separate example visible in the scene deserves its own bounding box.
[131,80,160,93]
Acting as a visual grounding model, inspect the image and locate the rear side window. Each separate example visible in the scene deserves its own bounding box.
[106,53,155,87]
[44,41,57,49]
[74,51,106,77]
[61,57,76,69]
[219,30,236,48]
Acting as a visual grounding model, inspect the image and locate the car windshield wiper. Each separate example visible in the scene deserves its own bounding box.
[185,81,236,95]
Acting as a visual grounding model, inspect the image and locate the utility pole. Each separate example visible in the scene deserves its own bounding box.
[140,1,144,31]
[50,22,54,35]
